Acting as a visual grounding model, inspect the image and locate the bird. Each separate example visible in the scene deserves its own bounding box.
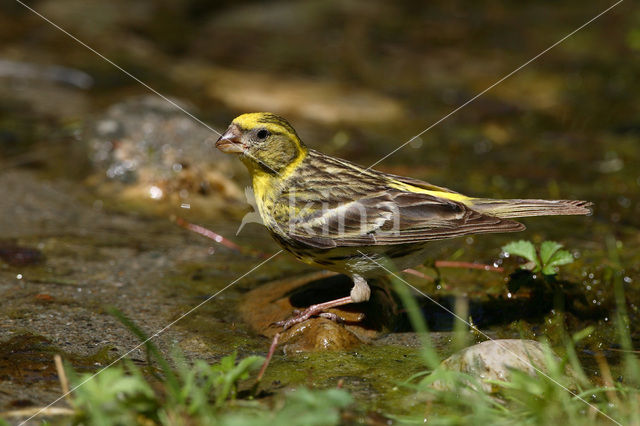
[215,112,592,329]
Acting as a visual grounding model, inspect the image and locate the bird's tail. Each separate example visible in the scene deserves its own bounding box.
[469,198,593,219]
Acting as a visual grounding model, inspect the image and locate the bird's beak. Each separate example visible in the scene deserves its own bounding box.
[215,125,245,154]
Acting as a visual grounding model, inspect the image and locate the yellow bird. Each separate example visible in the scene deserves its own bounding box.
[216,112,591,329]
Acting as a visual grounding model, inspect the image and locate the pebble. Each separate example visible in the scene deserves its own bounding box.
[432,339,577,393]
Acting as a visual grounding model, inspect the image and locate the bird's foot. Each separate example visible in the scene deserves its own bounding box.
[275,304,327,330]
[275,296,354,330]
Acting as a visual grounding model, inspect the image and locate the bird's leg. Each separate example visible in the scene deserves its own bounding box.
[276,274,371,330]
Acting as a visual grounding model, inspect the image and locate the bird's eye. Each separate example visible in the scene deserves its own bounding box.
[256,129,270,140]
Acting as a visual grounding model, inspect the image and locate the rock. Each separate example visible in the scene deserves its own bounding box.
[432,339,576,393]
[85,95,246,218]
[281,318,363,354]
[238,271,398,352]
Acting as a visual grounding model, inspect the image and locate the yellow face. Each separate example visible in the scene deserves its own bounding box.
[216,112,307,175]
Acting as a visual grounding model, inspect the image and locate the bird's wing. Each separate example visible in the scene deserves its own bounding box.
[381,172,462,195]
[285,188,524,249]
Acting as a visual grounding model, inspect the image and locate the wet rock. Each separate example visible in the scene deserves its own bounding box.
[85,95,246,218]
[239,271,398,352]
[281,318,362,354]
[433,339,576,393]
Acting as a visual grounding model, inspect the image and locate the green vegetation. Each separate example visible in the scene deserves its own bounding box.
[66,355,352,425]
[50,240,638,425]
[502,240,574,276]
[388,253,640,425]
[500,239,582,298]
[66,357,352,425]
[63,310,352,426]
[394,329,639,425]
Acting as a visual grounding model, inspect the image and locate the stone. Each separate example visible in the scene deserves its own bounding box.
[84,95,246,218]
[432,339,576,393]
[281,318,363,354]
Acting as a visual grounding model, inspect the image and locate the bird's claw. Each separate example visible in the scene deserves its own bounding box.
[274,307,315,330]
[275,307,344,330]
[318,312,344,323]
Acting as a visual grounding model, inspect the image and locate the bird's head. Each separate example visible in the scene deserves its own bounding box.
[216,112,307,175]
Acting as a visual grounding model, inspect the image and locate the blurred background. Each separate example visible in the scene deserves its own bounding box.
[2,1,638,221]
[1,0,639,415]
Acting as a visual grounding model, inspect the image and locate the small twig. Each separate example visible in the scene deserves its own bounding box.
[605,347,640,354]
[434,260,503,272]
[403,268,435,282]
[174,217,244,252]
[256,332,281,383]
[0,406,74,418]
[54,355,72,405]
[174,217,268,258]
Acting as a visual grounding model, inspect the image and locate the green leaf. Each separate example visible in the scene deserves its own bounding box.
[214,354,264,407]
[542,249,574,275]
[548,249,574,267]
[502,240,539,270]
[539,241,563,266]
[69,364,157,426]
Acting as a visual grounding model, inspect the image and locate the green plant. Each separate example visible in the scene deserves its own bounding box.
[385,256,640,426]
[65,355,354,426]
[168,350,264,418]
[61,309,354,425]
[66,362,157,426]
[502,240,574,276]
